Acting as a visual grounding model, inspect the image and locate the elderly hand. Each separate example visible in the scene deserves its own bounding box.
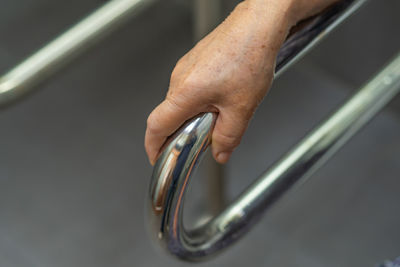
[145,0,338,165]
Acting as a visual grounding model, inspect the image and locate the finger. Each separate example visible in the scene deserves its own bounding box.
[145,97,202,165]
[211,108,251,164]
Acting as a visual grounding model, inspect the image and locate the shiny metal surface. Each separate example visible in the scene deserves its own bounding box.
[149,51,400,260]
[276,0,369,77]
[0,0,367,108]
[0,0,154,107]
[148,0,399,261]
[193,0,226,217]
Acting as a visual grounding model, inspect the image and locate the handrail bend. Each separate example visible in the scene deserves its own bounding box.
[0,0,154,107]
[147,0,396,261]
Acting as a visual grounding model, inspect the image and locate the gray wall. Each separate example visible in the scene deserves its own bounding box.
[0,0,399,267]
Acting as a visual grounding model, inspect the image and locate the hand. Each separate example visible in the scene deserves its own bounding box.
[145,0,338,165]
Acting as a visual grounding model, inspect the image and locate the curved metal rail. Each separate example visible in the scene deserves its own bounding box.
[0,0,154,107]
[147,0,391,261]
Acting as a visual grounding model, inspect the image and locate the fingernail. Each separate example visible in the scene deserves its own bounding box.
[216,152,231,164]
[149,156,156,166]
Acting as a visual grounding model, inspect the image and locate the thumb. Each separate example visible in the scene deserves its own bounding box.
[145,97,202,165]
[211,108,251,164]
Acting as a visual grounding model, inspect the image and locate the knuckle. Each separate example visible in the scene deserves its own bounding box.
[146,112,161,134]
[170,65,185,86]
[170,55,189,81]
[175,55,186,67]
[232,93,257,111]
[170,67,180,82]
[169,75,202,98]
[181,75,203,91]
[213,132,241,149]
[235,102,252,116]
[165,95,188,112]
[233,99,257,121]
[168,79,210,106]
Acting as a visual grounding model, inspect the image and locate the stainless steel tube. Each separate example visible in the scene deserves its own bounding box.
[193,0,226,218]
[148,0,385,261]
[0,0,154,107]
[193,0,222,40]
[149,53,400,261]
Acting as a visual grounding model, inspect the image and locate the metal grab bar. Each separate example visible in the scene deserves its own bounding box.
[0,0,154,107]
[146,0,392,261]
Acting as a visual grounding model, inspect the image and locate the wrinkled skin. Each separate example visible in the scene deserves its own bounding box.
[145,0,339,165]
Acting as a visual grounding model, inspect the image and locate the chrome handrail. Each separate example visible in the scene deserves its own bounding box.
[147,0,391,261]
[149,52,400,261]
[0,0,154,107]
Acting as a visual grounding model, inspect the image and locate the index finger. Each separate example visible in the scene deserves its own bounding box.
[145,98,203,165]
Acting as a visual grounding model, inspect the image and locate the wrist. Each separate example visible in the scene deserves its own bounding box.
[244,0,341,26]
[229,1,294,53]
[243,0,298,26]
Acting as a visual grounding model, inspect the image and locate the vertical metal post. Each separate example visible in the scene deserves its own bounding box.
[202,151,226,215]
[193,0,225,215]
[193,0,222,40]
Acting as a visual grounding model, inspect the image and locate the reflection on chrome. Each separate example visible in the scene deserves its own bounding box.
[148,51,400,261]
[147,0,400,261]
[0,0,154,107]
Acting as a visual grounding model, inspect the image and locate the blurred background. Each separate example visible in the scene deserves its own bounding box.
[0,0,400,266]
